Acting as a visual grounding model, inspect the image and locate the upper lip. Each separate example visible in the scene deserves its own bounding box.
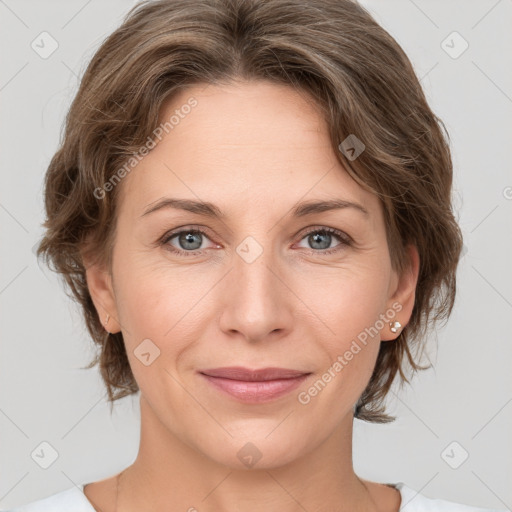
[199,367,310,381]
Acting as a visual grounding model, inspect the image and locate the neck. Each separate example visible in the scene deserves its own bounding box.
[116,395,380,512]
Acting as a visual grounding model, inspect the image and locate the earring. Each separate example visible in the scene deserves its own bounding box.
[389,321,402,333]
[104,314,110,334]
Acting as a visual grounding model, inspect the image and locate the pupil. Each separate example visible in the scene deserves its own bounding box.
[310,232,330,250]
[180,232,201,250]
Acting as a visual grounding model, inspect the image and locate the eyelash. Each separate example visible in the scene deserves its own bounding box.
[159,225,352,258]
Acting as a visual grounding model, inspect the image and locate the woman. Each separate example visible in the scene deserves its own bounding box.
[10,0,505,510]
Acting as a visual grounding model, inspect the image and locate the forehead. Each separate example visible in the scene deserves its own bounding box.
[117,81,378,219]
[159,80,331,158]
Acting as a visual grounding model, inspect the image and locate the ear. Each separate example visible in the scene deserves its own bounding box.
[81,247,121,335]
[381,244,420,341]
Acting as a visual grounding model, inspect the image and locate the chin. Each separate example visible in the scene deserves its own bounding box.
[195,429,311,471]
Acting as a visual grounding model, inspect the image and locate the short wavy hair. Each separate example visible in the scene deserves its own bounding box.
[36,0,463,423]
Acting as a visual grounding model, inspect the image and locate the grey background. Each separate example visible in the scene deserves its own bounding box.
[1,0,511,509]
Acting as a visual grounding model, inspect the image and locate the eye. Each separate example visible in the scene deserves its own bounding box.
[159,225,352,258]
[295,227,352,255]
[160,227,218,257]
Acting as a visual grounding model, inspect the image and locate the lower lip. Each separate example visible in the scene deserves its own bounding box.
[199,373,310,403]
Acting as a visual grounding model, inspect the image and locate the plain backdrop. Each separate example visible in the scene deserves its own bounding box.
[0,0,511,509]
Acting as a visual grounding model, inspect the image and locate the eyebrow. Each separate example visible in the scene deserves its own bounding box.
[140,197,369,219]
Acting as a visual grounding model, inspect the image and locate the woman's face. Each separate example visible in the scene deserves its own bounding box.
[88,80,417,469]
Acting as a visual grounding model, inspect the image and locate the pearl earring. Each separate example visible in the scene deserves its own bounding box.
[389,321,402,333]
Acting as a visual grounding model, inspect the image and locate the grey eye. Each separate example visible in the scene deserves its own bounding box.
[307,231,333,250]
[173,231,204,251]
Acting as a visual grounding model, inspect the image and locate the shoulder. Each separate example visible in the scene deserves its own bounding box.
[395,482,507,512]
[3,484,95,512]
[4,480,507,512]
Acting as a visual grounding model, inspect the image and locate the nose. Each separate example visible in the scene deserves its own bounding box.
[218,240,294,343]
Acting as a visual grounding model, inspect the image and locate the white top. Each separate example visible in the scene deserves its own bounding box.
[3,482,507,511]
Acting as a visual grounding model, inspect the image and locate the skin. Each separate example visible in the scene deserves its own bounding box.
[82,80,419,512]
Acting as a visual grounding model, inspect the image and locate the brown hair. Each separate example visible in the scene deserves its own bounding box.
[36,0,463,422]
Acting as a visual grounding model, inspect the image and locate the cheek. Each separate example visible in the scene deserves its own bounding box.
[112,251,215,362]
[294,280,385,420]
[292,259,390,392]
[295,258,390,342]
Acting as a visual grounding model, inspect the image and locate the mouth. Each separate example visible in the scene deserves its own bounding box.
[198,366,312,403]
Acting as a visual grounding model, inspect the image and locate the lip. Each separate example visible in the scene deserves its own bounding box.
[200,366,309,381]
[198,366,311,403]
